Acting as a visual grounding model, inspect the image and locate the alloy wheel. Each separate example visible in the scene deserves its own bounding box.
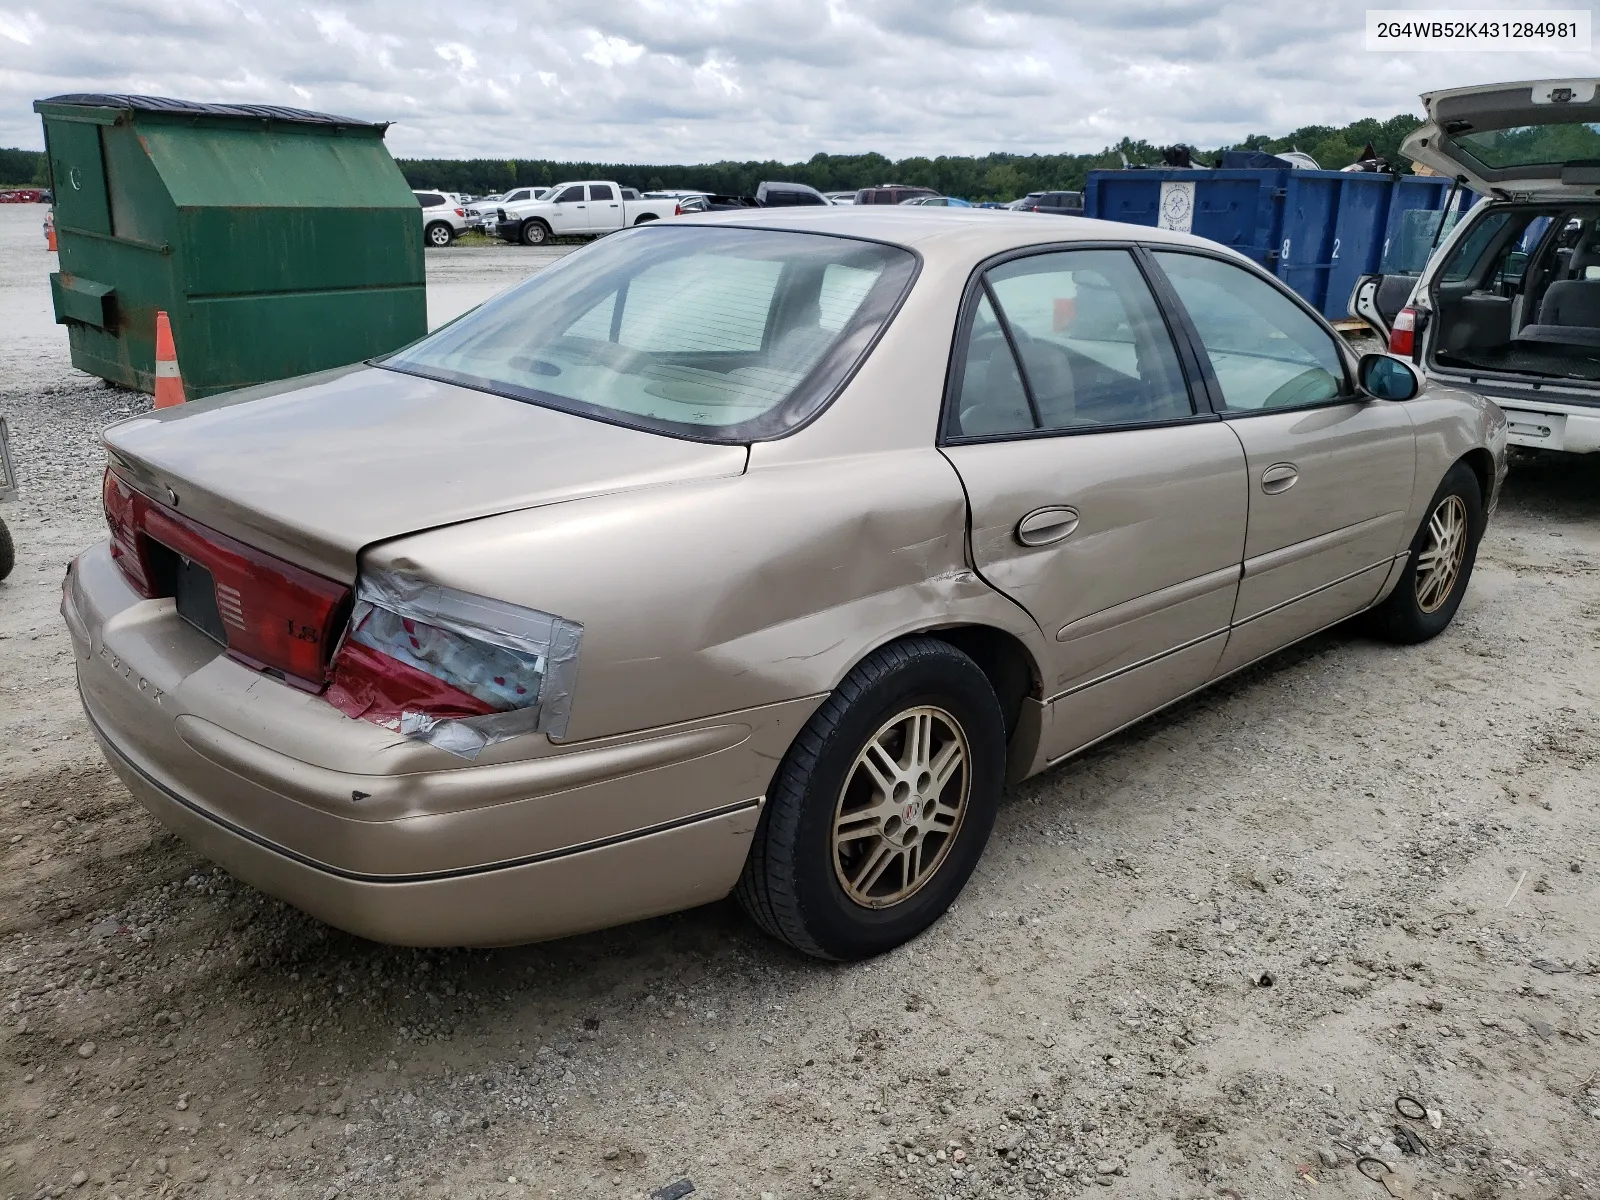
[831,706,969,909]
[1415,493,1468,613]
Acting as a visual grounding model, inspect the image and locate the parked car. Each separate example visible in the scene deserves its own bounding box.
[1007,193,1048,210]
[413,190,469,247]
[855,184,939,205]
[69,208,1505,958]
[755,181,828,207]
[493,181,680,245]
[677,186,826,213]
[1350,77,1600,456]
[900,196,973,208]
[462,195,499,232]
[1024,191,1084,216]
[823,191,858,205]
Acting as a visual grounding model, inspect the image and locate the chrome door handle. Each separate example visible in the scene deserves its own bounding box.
[1260,463,1299,495]
[1016,506,1080,547]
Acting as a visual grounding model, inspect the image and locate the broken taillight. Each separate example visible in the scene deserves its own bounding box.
[326,568,582,757]
[101,468,350,688]
[1389,307,1417,357]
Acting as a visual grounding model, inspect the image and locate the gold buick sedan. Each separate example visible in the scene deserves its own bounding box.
[65,208,1507,959]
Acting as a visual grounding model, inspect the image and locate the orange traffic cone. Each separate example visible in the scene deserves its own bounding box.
[44,213,56,251]
[153,311,186,409]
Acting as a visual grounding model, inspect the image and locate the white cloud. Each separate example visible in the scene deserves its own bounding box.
[435,43,478,72]
[0,10,43,45]
[0,0,1592,162]
[583,33,645,68]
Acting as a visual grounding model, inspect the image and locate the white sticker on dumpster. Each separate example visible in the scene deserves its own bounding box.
[1158,182,1194,233]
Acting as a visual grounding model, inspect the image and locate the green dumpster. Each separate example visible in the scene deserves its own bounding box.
[34,94,427,400]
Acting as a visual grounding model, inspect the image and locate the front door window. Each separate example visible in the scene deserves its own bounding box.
[1151,251,1346,411]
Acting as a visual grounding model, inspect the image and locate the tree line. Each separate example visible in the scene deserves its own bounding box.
[396,115,1426,200]
[0,147,48,186]
[0,113,1424,196]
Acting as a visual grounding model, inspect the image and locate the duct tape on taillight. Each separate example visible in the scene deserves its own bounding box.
[326,567,582,759]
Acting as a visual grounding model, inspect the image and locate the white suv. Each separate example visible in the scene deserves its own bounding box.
[413,190,469,247]
[1353,78,1600,456]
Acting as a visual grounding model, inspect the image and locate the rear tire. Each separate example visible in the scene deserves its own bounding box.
[735,637,1006,960]
[424,221,454,247]
[1364,461,1484,644]
[0,517,13,582]
[520,220,550,246]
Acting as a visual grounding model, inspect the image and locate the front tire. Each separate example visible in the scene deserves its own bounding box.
[736,637,1006,960]
[0,517,13,581]
[424,221,454,247]
[520,219,550,246]
[1365,461,1484,644]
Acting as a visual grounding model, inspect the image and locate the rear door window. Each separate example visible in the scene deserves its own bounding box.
[589,184,616,201]
[1441,212,1514,282]
[950,249,1194,436]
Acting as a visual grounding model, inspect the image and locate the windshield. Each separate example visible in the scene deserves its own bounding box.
[1455,122,1600,169]
[383,226,918,442]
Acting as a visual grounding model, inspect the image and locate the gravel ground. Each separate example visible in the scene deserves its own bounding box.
[2,204,1598,1200]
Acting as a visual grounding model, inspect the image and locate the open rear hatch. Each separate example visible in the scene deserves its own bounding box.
[1404,78,1600,200]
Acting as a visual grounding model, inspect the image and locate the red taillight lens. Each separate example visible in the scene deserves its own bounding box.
[1389,307,1416,356]
[454,208,465,217]
[103,470,153,597]
[674,203,683,216]
[101,468,350,688]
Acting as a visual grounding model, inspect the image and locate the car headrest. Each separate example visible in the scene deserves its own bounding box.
[1570,226,1600,275]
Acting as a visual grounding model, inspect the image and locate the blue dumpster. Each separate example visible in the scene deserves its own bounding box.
[1083,168,1475,319]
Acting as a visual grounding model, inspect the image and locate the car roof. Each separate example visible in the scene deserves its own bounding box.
[672,205,1238,261]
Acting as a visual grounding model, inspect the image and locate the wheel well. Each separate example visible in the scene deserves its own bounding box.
[922,625,1039,741]
[633,213,658,225]
[1459,448,1495,508]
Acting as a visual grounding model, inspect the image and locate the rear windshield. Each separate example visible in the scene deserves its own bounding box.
[382,226,917,442]
[1455,122,1600,170]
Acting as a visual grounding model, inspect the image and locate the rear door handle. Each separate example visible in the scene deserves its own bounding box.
[1015,506,1080,547]
[1260,463,1299,495]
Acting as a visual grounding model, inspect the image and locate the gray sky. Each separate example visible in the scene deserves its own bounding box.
[1,0,1592,160]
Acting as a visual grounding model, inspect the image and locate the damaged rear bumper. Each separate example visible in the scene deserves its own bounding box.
[66,540,820,946]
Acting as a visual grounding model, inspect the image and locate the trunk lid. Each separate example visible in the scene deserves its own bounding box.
[1405,78,1600,199]
[103,364,749,581]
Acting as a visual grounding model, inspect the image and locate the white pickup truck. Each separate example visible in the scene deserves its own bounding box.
[492,181,680,246]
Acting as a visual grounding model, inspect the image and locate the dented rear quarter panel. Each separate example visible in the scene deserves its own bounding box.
[366,448,1049,744]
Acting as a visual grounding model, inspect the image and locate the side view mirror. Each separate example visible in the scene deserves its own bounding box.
[1358,352,1420,401]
